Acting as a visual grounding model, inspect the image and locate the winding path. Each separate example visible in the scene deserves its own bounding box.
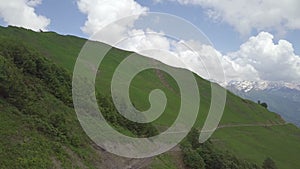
[217,122,288,129]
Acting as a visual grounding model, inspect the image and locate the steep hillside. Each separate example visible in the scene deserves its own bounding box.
[1,26,300,169]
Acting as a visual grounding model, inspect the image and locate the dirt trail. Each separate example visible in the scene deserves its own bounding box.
[91,143,152,169]
[154,68,176,93]
[63,146,88,169]
[124,158,152,169]
[157,122,288,136]
[217,122,288,129]
[168,147,186,169]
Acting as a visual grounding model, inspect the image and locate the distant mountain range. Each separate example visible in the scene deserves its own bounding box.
[227,80,300,127]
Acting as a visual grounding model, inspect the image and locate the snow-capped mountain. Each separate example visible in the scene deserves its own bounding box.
[226,80,300,127]
[227,80,300,93]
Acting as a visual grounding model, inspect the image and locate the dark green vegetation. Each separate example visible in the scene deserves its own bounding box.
[258,100,268,109]
[262,157,277,169]
[0,26,300,169]
[181,128,278,169]
[97,94,158,137]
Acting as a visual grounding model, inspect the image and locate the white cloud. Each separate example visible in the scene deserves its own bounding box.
[118,30,300,84]
[172,0,300,36]
[0,0,50,31]
[169,40,259,84]
[172,32,300,84]
[77,0,148,36]
[173,41,226,81]
[76,0,228,83]
[118,29,170,52]
[227,32,300,82]
[113,29,225,83]
[78,0,299,84]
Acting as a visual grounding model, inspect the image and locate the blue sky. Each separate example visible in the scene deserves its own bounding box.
[35,0,86,37]
[59,0,300,55]
[0,0,299,83]
[1,0,297,54]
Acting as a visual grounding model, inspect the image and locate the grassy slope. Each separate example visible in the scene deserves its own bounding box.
[0,98,101,168]
[213,124,300,169]
[0,26,299,169]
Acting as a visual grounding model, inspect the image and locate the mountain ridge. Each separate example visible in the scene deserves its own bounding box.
[227,80,300,92]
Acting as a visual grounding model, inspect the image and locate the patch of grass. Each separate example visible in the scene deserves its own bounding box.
[212,124,300,169]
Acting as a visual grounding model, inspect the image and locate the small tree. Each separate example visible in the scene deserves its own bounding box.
[260,102,268,109]
[258,100,268,109]
[262,157,277,169]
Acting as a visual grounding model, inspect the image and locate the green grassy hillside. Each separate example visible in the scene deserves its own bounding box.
[0,26,299,169]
